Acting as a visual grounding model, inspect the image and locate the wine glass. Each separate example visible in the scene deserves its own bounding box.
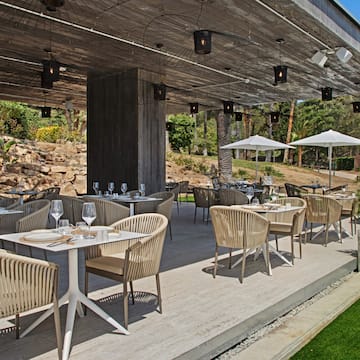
[246,187,254,204]
[121,182,128,196]
[82,202,96,239]
[252,197,260,206]
[50,199,63,230]
[108,182,115,196]
[139,183,146,197]
[92,181,99,195]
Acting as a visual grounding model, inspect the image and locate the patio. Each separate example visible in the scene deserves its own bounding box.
[0,201,357,359]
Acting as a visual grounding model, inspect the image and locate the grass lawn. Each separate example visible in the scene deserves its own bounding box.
[291,299,360,359]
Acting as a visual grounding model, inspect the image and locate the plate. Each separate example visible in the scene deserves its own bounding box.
[90,226,114,232]
[108,232,121,240]
[23,232,63,242]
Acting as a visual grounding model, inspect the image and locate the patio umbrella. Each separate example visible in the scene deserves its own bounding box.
[290,129,360,188]
[221,135,294,181]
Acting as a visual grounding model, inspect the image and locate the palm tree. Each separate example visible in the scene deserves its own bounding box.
[216,111,232,180]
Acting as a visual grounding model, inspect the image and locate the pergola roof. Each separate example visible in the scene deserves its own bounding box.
[0,0,359,113]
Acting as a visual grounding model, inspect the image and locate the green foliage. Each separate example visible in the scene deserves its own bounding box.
[233,168,248,178]
[292,299,360,360]
[0,137,16,168]
[0,101,34,138]
[35,126,64,143]
[167,114,195,152]
[336,157,354,170]
[167,152,210,174]
[194,117,218,155]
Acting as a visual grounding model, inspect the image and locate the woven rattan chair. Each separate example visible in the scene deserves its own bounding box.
[82,197,129,225]
[305,195,342,246]
[0,251,62,359]
[135,191,175,240]
[27,187,60,202]
[58,195,84,225]
[284,183,309,198]
[267,197,307,264]
[219,188,248,206]
[339,196,357,236]
[179,181,189,203]
[170,182,181,214]
[85,213,168,329]
[0,199,51,257]
[0,196,20,208]
[193,187,219,224]
[210,206,271,283]
[323,184,348,195]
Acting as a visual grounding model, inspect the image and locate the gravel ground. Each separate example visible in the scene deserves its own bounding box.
[215,273,353,359]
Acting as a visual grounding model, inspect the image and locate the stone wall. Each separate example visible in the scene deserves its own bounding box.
[0,138,86,196]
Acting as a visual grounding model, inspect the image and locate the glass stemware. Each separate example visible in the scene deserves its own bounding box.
[50,199,64,230]
[92,181,99,195]
[108,182,115,196]
[121,182,128,196]
[82,202,96,239]
[246,186,254,204]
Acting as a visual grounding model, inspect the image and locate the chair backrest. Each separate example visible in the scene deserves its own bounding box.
[16,199,51,233]
[210,205,270,250]
[87,214,168,277]
[0,252,58,317]
[58,195,84,225]
[156,192,175,221]
[284,183,308,198]
[219,188,248,206]
[0,196,19,208]
[271,197,307,208]
[305,195,342,224]
[82,197,129,225]
[170,183,181,200]
[179,181,189,194]
[27,187,60,202]
[324,184,348,194]
[193,187,219,208]
[266,197,307,225]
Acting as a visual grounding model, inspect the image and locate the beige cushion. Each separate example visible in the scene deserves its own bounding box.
[269,222,292,233]
[86,254,125,275]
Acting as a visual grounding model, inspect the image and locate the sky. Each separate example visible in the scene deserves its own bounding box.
[336,0,360,22]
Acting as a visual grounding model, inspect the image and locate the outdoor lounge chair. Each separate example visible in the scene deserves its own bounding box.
[84,213,168,329]
[284,183,309,198]
[0,250,62,359]
[218,188,248,206]
[210,206,271,283]
[193,187,219,224]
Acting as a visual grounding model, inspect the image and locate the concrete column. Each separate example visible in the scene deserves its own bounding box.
[87,68,166,195]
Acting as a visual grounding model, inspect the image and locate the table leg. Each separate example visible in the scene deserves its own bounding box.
[21,248,129,360]
[129,203,135,216]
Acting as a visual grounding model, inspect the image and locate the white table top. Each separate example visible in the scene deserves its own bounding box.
[0,229,147,252]
[112,195,162,204]
[0,208,23,215]
[236,204,302,213]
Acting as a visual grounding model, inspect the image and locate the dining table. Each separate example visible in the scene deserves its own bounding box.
[112,195,162,216]
[0,228,147,360]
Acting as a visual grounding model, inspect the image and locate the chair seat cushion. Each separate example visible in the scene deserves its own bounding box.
[86,254,125,275]
[269,222,292,233]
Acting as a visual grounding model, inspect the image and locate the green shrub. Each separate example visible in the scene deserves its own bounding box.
[35,126,64,143]
[336,157,354,170]
[233,168,247,178]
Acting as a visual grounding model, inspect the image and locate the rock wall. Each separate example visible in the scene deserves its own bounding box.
[0,138,86,196]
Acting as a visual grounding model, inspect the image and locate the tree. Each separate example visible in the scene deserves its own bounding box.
[216,111,232,180]
[167,114,194,153]
[283,99,295,163]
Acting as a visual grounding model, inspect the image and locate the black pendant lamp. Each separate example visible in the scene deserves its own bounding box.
[41,72,53,89]
[223,101,234,114]
[321,87,332,101]
[42,60,60,82]
[190,103,199,114]
[273,65,287,84]
[235,112,242,121]
[41,106,51,118]
[154,83,166,100]
[270,111,280,123]
[193,30,212,55]
[353,102,360,113]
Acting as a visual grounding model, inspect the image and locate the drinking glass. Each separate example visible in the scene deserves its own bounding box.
[251,197,260,206]
[58,219,70,235]
[246,187,254,204]
[92,181,100,195]
[139,183,146,197]
[50,199,63,230]
[82,202,96,239]
[121,182,128,196]
[108,181,115,196]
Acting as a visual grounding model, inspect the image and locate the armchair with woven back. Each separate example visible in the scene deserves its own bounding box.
[84,213,168,329]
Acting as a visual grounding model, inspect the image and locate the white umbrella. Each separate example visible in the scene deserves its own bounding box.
[221,135,294,181]
[290,129,360,187]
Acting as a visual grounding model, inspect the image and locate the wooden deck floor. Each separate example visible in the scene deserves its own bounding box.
[0,202,357,360]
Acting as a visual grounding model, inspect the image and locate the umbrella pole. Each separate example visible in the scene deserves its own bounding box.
[255,149,259,183]
[328,146,332,188]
